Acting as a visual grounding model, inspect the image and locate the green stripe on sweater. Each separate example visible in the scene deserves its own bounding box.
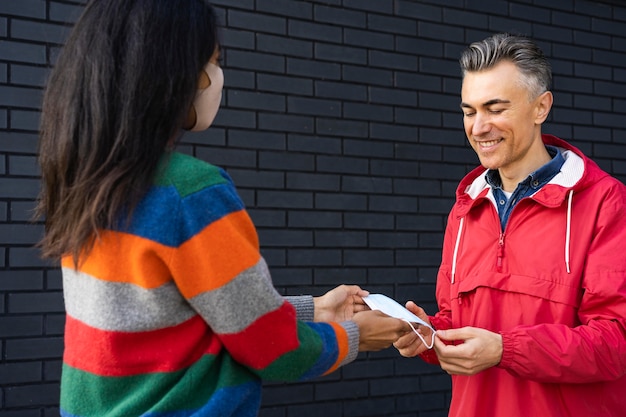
[61,353,253,416]
[155,152,228,198]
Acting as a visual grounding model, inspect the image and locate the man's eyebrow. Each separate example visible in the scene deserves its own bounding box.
[460,98,511,109]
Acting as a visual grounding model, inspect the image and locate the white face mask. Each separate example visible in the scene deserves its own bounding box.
[186,62,224,131]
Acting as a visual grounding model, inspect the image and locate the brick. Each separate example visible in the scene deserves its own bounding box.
[343,103,393,122]
[0,314,43,337]
[5,337,63,360]
[370,86,416,106]
[287,248,342,266]
[8,291,64,314]
[229,168,284,189]
[342,175,392,194]
[0,361,42,384]
[4,383,59,407]
[49,1,83,23]
[257,34,313,59]
[343,138,394,158]
[228,10,286,34]
[259,113,314,134]
[509,3,550,23]
[0,176,39,199]
[212,108,256,128]
[342,64,393,87]
[395,108,442,127]
[0,17,6,37]
[315,80,366,101]
[370,195,417,213]
[248,208,286,228]
[257,190,313,209]
[313,5,366,28]
[0,0,45,19]
[287,96,341,117]
[287,134,342,155]
[0,85,43,108]
[229,129,286,151]
[259,150,315,171]
[344,212,394,230]
[227,90,285,112]
[315,192,367,211]
[287,402,342,417]
[226,50,285,73]
[370,123,417,143]
[316,155,369,175]
[288,211,342,229]
[9,64,48,87]
[287,58,341,80]
[256,0,312,19]
[286,172,340,191]
[288,20,342,43]
[258,73,313,96]
[0,108,6,129]
[11,109,41,131]
[257,229,312,247]
[196,146,256,168]
[314,230,366,247]
[316,118,368,138]
[220,28,255,50]
[44,314,65,336]
[314,43,367,65]
[344,28,394,50]
[11,19,69,44]
[367,14,416,36]
[443,8,487,29]
[488,16,532,35]
[0,41,47,65]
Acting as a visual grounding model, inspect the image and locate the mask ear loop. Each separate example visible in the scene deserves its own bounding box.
[403,319,436,350]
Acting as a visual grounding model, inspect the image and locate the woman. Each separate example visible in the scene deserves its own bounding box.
[36,0,407,415]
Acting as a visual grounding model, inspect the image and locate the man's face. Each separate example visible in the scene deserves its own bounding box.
[461,60,551,183]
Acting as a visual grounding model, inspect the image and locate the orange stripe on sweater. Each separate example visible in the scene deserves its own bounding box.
[64,314,222,377]
[61,232,172,289]
[170,210,261,298]
[61,210,260,295]
[323,322,349,375]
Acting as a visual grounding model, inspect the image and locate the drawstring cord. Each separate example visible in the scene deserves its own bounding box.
[451,217,464,284]
[565,190,573,274]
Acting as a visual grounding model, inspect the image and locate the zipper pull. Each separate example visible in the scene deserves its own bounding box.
[497,232,505,270]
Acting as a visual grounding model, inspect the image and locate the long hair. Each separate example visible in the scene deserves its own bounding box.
[36,0,219,263]
[459,33,552,100]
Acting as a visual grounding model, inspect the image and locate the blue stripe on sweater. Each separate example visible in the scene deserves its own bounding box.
[297,322,339,381]
[119,182,245,247]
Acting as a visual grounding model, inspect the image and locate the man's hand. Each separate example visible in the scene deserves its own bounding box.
[434,327,503,375]
[392,301,434,357]
[313,284,369,322]
[352,310,411,351]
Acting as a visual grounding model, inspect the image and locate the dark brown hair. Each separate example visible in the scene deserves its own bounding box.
[36,0,219,263]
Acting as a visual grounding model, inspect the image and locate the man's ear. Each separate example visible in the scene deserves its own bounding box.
[534,90,553,125]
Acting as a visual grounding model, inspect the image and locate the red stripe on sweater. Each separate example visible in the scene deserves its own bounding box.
[220,302,299,370]
[64,314,222,377]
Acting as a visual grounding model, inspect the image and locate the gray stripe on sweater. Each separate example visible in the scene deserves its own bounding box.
[62,267,196,332]
[189,258,285,334]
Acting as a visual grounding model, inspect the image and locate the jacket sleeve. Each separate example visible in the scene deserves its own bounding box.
[167,174,359,381]
[499,179,626,383]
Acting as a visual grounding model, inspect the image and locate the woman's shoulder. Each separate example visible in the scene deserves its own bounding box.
[155,152,232,197]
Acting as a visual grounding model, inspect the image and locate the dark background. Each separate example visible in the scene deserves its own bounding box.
[1,0,625,416]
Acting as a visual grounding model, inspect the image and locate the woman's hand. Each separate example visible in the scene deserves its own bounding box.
[314,284,370,322]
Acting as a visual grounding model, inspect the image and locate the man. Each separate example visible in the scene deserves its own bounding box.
[394,33,626,417]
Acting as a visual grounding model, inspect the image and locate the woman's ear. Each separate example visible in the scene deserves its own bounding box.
[534,90,553,125]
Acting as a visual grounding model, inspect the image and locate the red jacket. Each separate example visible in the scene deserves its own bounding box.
[423,135,626,417]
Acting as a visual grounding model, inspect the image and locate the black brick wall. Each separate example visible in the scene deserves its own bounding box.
[1,0,625,416]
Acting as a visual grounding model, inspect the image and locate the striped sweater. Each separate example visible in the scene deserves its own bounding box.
[59,152,359,417]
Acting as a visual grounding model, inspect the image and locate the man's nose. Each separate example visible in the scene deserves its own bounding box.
[472,113,491,136]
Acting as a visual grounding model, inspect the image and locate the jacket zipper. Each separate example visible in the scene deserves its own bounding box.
[497,232,505,271]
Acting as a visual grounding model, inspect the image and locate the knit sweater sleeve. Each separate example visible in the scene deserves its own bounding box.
[165,160,359,380]
[284,295,315,321]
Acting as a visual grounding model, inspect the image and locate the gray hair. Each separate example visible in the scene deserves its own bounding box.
[459,33,552,100]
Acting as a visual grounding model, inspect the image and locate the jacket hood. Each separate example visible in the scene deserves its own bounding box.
[455,134,610,217]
